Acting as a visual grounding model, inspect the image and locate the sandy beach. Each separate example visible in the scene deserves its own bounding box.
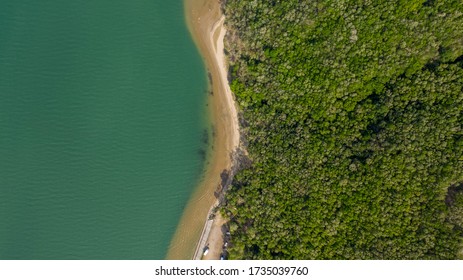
[166,0,239,260]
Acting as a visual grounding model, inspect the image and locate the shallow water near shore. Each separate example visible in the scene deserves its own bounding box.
[167,0,238,260]
[0,0,208,259]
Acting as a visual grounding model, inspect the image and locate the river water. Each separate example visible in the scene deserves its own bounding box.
[0,0,208,259]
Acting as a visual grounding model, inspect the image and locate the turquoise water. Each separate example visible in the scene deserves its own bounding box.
[0,0,208,259]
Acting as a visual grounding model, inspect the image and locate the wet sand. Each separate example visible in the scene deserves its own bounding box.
[166,0,239,260]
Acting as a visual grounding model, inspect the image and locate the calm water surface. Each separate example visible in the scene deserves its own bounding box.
[0,0,208,259]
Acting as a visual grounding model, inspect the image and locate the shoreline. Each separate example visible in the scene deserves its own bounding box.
[166,0,239,260]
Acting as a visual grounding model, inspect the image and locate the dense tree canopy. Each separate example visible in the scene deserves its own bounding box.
[222,0,463,259]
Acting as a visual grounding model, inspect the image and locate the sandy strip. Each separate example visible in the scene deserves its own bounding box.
[210,16,240,149]
[166,0,239,260]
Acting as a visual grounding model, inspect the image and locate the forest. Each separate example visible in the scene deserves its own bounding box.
[221,0,463,259]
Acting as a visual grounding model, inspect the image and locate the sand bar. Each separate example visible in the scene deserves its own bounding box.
[166,0,239,260]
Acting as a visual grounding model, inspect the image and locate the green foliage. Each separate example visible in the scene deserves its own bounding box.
[222,0,463,259]
[448,191,463,230]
